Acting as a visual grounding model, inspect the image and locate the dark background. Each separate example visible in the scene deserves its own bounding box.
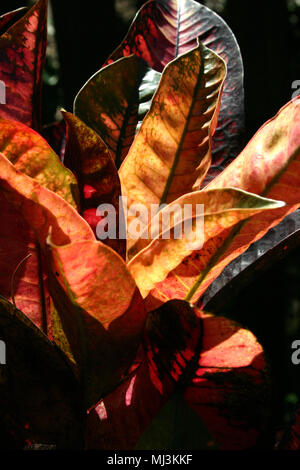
[1,0,300,446]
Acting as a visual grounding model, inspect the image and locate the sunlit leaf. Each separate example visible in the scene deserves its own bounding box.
[48,239,146,408]
[120,41,226,252]
[74,55,160,168]
[85,302,267,450]
[127,188,284,301]
[0,152,93,334]
[184,311,269,449]
[106,0,244,182]
[143,99,300,307]
[0,117,78,208]
[62,111,126,258]
[0,0,48,129]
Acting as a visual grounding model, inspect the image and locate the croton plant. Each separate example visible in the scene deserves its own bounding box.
[0,0,300,451]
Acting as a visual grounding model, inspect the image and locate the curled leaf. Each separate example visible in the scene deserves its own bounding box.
[127,188,284,301]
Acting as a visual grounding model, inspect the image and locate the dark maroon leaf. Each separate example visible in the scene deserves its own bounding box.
[0,0,48,129]
[0,7,28,36]
[0,295,82,449]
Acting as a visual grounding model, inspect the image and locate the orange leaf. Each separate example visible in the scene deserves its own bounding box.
[143,99,300,307]
[0,152,93,334]
[0,117,79,208]
[127,188,284,300]
[119,41,226,252]
[48,239,146,407]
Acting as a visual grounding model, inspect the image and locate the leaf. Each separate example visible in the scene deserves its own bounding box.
[0,8,28,36]
[85,300,202,449]
[0,117,79,208]
[74,54,161,168]
[106,0,244,182]
[62,111,126,258]
[184,311,269,449]
[85,302,268,450]
[0,0,47,129]
[120,41,226,251]
[0,296,82,449]
[203,211,300,312]
[48,239,146,408]
[0,152,94,334]
[143,99,300,307]
[127,188,284,300]
[0,117,79,335]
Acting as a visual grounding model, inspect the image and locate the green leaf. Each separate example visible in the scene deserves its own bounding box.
[74,54,160,168]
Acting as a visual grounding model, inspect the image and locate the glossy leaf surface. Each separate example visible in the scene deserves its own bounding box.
[0,152,93,333]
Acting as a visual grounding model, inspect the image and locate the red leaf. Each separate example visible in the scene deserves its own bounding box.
[184,312,269,449]
[62,111,126,258]
[85,303,267,449]
[0,0,47,129]
[0,151,93,335]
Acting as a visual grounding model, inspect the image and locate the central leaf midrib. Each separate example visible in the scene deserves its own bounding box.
[159,44,205,207]
[115,62,146,168]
